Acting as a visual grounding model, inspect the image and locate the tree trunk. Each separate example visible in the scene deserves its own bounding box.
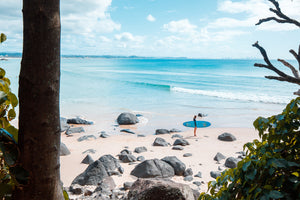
[14,0,63,199]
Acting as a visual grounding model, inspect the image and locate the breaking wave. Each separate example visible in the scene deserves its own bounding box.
[171,86,289,104]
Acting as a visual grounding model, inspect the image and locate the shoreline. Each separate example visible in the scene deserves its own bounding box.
[60,126,259,195]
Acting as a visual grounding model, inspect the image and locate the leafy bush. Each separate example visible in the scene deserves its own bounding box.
[199,98,300,200]
[0,33,25,200]
[0,33,18,141]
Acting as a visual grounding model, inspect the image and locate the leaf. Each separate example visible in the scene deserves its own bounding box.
[292,172,299,177]
[0,68,6,78]
[268,167,275,175]
[264,185,272,190]
[242,161,251,172]
[0,33,7,43]
[269,190,284,199]
[245,169,257,180]
[2,77,10,86]
[8,109,16,121]
[287,161,300,167]
[6,126,18,142]
[272,159,287,168]
[63,189,69,200]
[8,93,18,107]
[275,114,284,121]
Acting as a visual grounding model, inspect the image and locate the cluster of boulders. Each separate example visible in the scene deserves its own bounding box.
[60,117,94,156]
[61,112,247,199]
[152,135,189,151]
[207,132,245,179]
[67,153,202,200]
[61,117,94,135]
[67,155,125,199]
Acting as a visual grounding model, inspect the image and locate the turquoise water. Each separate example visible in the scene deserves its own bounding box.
[2,58,298,133]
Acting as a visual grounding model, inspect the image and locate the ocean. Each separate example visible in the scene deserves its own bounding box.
[2,58,298,134]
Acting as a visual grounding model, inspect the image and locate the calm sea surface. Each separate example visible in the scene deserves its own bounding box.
[2,58,298,134]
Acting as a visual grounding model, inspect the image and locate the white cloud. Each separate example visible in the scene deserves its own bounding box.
[115,32,143,42]
[61,0,121,35]
[114,32,144,48]
[163,19,197,34]
[212,30,247,41]
[147,14,156,22]
[218,0,269,15]
[216,0,300,31]
[162,18,246,44]
[98,36,111,43]
[155,35,181,47]
[208,17,255,28]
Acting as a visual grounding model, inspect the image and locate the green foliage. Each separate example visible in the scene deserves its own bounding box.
[63,189,70,200]
[0,33,6,43]
[199,98,300,200]
[0,33,28,200]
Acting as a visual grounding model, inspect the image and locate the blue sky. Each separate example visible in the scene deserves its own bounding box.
[0,0,299,58]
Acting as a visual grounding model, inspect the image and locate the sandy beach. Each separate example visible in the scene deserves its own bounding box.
[60,125,259,195]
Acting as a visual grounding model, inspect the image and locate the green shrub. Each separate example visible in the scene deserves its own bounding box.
[0,33,25,200]
[199,98,300,200]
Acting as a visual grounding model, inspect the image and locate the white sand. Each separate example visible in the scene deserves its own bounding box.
[60,127,258,193]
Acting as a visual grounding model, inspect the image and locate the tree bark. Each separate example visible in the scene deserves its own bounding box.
[14,0,63,199]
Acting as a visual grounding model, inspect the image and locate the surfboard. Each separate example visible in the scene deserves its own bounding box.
[183,121,211,128]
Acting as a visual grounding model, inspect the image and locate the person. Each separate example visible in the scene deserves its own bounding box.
[193,115,197,136]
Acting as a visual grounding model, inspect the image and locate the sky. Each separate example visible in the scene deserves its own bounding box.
[0,0,299,58]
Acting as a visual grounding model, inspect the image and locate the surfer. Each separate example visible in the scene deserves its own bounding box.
[193,115,197,136]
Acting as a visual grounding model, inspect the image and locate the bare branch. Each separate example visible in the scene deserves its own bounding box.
[253,42,291,76]
[289,45,300,71]
[254,0,300,94]
[256,17,288,26]
[277,59,299,78]
[254,63,269,69]
[265,76,286,81]
[256,0,300,28]
[265,76,300,85]
[252,41,272,66]
[253,42,300,86]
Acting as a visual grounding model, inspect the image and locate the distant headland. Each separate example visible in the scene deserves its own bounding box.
[0,52,188,59]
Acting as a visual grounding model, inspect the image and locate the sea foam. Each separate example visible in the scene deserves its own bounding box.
[171,86,290,104]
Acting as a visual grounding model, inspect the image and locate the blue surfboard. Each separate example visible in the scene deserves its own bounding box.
[183,121,211,128]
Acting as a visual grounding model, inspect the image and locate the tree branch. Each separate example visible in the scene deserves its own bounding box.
[265,76,300,85]
[277,59,299,78]
[252,41,273,66]
[254,0,300,95]
[265,76,286,81]
[255,0,300,28]
[289,44,300,71]
[254,63,269,69]
[256,17,288,26]
[253,42,300,86]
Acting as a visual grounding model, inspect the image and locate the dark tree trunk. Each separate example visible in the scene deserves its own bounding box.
[14,0,63,199]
